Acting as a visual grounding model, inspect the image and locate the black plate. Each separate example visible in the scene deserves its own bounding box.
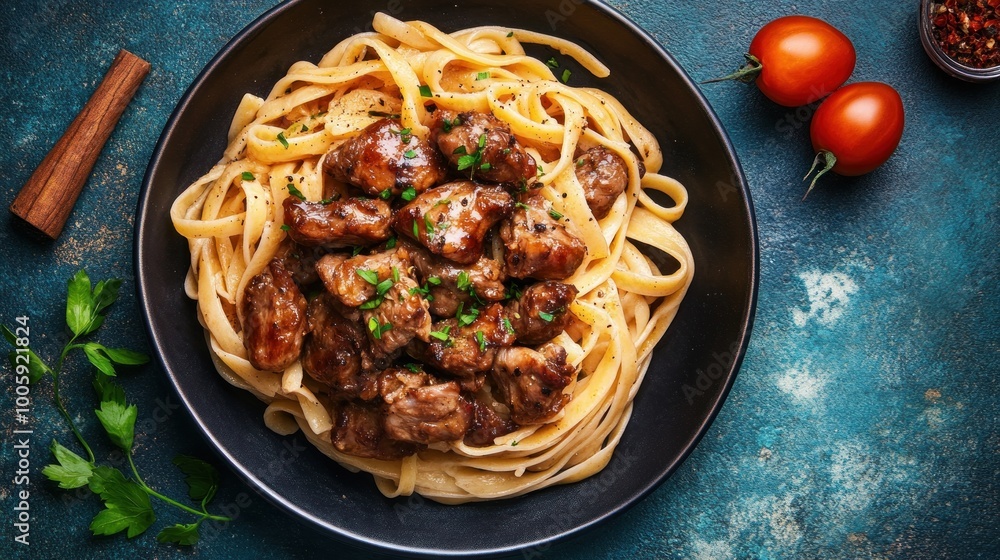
[135,0,757,556]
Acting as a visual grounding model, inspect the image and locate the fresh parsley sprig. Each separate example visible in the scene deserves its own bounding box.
[2,269,231,546]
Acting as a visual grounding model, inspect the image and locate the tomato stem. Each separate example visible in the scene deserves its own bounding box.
[802,150,837,200]
[702,54,763,85]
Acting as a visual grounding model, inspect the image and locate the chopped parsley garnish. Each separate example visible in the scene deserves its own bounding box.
[240,171,255,181]
[404,149,417,159]
[276,132,289,149]
[367,316,392,339]
[456,271,472,293]
[379,188,392,200]
[424,214,436,234]
[280,224,290,231]
[538,311,555,322]
[390,127,413,144]
[576,157,586,167]
[475,330,487,352]
[429,325,451,342]
[412,219,420,239]
[352,245,364,257]
[419,85,433,97]
[515,202,530,210]
[560,69,572,83]
[502,317,515,334]
[405,363,422,373]
[546,57,559,68]
[455,302,479,327]
[300,124,309,133]
[476,71,490,80]
[355,268,379,285]
[507,31,514,37]
[427,276,442,286]
[385,236,397,249]
[391,266,400,283]
[548,209,564,220]
[287,184,305,200]
[401,186,417,201]
[456,133,488,178]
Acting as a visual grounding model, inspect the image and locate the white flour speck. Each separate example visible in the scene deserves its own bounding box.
[777,365,827,403]
[792,270,858,327]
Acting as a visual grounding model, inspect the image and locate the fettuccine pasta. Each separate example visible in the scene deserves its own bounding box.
[170,13,693,503]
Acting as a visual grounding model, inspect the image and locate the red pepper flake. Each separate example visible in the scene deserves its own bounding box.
[931,0,1000,68]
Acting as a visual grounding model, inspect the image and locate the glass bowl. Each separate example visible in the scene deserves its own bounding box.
[919,0,1000,82]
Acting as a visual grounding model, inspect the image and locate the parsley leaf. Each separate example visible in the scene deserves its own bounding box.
[95,397,138,452]
[156,523,201,546]
[172,455,219,504]
[502,317,516,334]
[355,268,379,285]
[90,476,156,539]
[87,465,127,495]
[66,270,121,337]
[546,57,559,68]
[276,132,289,149]
[401,186,417,201]
[42,439,94,489]
[475,330,487,352]
[2,325,50,383]
[538,311,555,322]
[429,325,451,342]
[419,84,433,97]
[240,171,255,181]
[287,183,306,200]
[560,69,571,83]
[476,71,490,80]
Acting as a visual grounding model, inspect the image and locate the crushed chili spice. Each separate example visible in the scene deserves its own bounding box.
[930,0,1000,68]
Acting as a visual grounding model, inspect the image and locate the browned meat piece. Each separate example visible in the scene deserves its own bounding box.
[499,193,586,280]
[302,294,379,400]
[240,259,307,371]
[378,368,472,444]
[332,401,421,460]
[282,196,392,248]
[316,248,407,308]
[324,118,448,198]
[491,342,576,425]
[506,281,578,345]
[574,146,629,220]
[407,303,515,378]
[463,398,517,447]
[274,239,326,287]
[392,180,513,265]
[431,110,537,185]
[314,247,431,355]
[407,241,507,317]
[361,272,432,355]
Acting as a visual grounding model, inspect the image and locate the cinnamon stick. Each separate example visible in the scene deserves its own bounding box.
[9,49,150,240]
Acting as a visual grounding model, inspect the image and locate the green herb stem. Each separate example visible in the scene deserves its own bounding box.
[127,453,230,522]
[53,341,96,464]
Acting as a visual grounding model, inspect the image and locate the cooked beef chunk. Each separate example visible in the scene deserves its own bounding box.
[574,146,629,219]
[302,294,379,400]
[431,110,538,185]
[408,241,507,317]
[406,303,516,378]
[393,180,513,265]
[463,398,517,447]
[324,118,448,197]
[491,342,576,424]
[332,401,421,460]
[379,368,472,444]
[240,259,307,371]
[282,196,392,248]
[506,281,578,345]
[499,193,586,280]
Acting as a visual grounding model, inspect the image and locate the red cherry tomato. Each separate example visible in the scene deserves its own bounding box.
[804,82,905,198]
[707,15,857,107]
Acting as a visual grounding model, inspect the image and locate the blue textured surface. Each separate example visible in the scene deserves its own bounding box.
[1,1,997,558]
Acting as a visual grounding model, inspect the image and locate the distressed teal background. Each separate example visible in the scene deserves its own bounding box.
[1,0,997,558]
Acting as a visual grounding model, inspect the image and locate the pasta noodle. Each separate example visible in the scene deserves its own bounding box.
[170,12,693,503]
